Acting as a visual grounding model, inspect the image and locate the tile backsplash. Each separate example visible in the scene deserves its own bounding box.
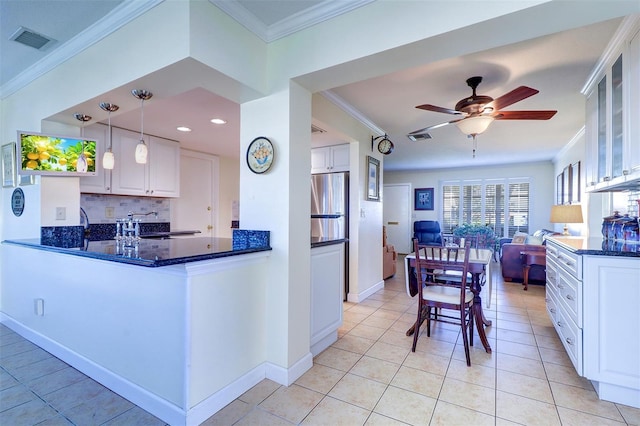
[80,194,170,224]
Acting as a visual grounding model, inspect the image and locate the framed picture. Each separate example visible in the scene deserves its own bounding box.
[2,142,16,188]
[562,165,570,204]
[414,187,434,210]
[366,155,380,201]
[556,172,563,205]
[570,161,581,203]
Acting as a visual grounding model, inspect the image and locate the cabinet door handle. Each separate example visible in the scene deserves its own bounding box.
[566,294,574,301]
[550,308,556,314]
[623,170,629,175]
[557,320,563,327]
[565,337,574,345]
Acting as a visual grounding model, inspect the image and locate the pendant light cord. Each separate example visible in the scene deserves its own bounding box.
[140,98,144,141]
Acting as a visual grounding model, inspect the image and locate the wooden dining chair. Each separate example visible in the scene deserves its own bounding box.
[412,238,475,366]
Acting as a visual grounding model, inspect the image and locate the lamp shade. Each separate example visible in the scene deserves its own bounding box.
[135,140,148,164]
[456,115,494,135]
[102,150,114,170]
[550,204,583,235]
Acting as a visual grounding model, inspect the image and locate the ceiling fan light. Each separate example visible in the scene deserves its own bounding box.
[135,140,148,164]
[456,115,495,135]
[102,150,115,169]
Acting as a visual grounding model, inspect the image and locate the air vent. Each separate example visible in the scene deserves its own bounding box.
[407,133,432,142]
[311,124,326,134]
[10,26,56,50]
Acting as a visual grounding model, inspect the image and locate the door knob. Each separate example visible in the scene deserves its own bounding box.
[207,206,211,211]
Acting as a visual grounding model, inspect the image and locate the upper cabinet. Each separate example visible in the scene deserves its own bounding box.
[80,125,180,197]
[311,144,350,174]
[584,16,640,192]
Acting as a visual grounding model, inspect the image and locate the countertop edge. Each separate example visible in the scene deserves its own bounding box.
[546,236,640,258]
[311,238,348,248]
[2,239,273,267]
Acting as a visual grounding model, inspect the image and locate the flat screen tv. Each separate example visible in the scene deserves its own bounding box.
[17,130,98,176]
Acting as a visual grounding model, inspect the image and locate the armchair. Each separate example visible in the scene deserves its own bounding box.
[383,226,397,279]
[413,221,443,247]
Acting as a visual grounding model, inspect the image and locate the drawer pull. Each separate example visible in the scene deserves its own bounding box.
[550,308,556,314]
[558,284,564,289]
[566,295,574,301]
[557,321,563,327]
[565,337,574,345]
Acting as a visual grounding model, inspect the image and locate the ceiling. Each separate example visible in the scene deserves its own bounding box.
[0,1,630,171]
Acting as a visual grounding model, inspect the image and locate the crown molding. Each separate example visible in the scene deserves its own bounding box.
[1,0,163,99]
[320,90,385,136]
[210,0,374,43]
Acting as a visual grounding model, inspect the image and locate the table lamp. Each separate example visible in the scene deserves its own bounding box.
[550,204,583,235]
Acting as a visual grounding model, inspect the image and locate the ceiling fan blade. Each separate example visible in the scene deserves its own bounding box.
[493,110,557,120]
[486,86,539,111]
[415,104,463,115]
[408,118,464,136]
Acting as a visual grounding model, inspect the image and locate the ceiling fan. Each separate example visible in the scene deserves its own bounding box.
[407,76,557,141]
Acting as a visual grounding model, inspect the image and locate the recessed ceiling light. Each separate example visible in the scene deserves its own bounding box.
[177,126,191,132]
[210,118,226,124]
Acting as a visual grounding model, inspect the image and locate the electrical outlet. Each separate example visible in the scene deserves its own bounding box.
[55,207,66,220]
[105,207,115,218]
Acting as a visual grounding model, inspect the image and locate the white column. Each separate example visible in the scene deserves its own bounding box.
[240,81,313,381]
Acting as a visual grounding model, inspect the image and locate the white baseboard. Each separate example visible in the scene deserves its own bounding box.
[347,280,384,303]
[1,314,315,425]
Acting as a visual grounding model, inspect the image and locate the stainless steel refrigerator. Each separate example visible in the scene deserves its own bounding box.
[311,172,348,240]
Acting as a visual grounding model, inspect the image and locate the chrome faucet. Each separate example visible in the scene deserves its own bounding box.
[127,211,158,219]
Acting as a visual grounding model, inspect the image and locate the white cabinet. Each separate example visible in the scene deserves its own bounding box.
[584,16,640,192]
[110,128,180,197]
[311,144,349,173]
[79,123,111,194]
[546,239,640,408]
[310,243,344,356]
[81,126,180,197]
[545,241,583,374]
[583,255,640,408]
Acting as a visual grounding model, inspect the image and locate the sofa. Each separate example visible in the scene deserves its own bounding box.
[500,229,560,283]
[383,226,397,279]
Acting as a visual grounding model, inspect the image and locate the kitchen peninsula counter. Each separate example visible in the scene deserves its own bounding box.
[1,229,273,425]
[3,234,271,267]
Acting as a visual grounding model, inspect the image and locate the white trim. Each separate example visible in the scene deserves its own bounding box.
[183,250,270,275]
[265,352,314,386]
[554,126,585,164]
[347,279,384,303]
[209,0,374,42]
[320,90,386,136]
[0,313,185,425]
[1,0,163,99]
[1,313,315,426]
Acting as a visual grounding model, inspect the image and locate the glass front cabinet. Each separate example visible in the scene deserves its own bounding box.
[584,16,640,192]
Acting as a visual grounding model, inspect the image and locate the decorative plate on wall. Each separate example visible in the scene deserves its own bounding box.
[246,137,274,174]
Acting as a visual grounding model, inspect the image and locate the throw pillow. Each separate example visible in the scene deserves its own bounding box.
[525,234,544,245]
[512,232,528,244]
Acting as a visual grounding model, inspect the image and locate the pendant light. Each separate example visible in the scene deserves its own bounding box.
[74,113,91,173]
[99,102,119,170]
[131,89,152,164]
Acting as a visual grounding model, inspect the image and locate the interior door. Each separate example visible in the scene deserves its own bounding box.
[383,183,412,253]
[171,151,215,236]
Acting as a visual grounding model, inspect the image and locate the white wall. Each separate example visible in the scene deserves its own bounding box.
[384,160,555,240]
[552,130,590,236]
[218,156,240,238]
[311,94,384,302]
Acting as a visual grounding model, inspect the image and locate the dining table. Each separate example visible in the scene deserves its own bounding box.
[403,248,493,353]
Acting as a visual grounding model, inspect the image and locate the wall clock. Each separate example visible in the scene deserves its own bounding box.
[377,138,394,155]
[246,137,274,174]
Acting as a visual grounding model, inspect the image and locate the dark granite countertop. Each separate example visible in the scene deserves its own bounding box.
[311,237,348,248]
[547,236,640,258]
[3,230,271,267]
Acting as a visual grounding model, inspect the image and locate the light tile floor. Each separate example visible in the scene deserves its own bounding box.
[2,255,639,425]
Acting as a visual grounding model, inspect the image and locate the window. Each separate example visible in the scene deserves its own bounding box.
[441,179,530,238]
